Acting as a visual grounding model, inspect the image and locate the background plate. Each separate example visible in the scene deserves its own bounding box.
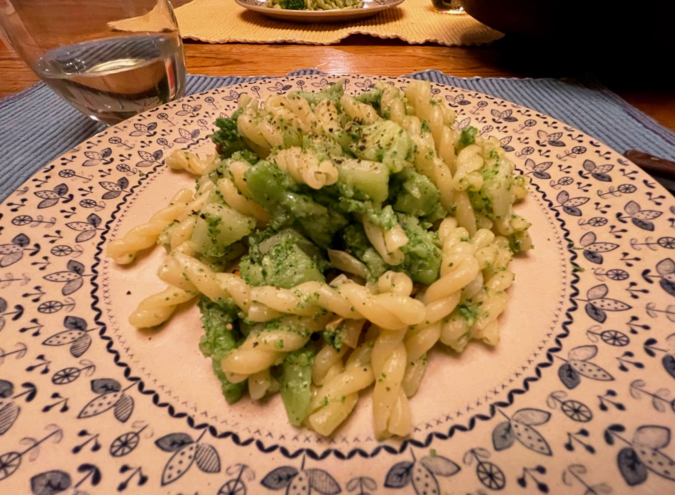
[0,75,674,494]
[235,0,405,22]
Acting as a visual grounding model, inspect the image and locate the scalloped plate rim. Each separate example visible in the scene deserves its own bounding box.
[1,73,675,495]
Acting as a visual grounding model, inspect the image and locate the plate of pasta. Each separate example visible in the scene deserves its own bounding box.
[1,74,675,495]
[235,0,404,22]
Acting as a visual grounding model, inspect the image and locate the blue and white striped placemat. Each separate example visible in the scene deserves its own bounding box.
[2,69,675,203]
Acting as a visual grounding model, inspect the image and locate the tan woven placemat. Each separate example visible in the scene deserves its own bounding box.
[173,0,503,45]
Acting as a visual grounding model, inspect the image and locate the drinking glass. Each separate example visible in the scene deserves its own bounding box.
[431,0,465,14]
[0,0,186,125]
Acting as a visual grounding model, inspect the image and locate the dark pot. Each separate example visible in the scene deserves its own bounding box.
[461,0,675,52]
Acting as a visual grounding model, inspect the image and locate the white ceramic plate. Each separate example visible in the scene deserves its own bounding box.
[235,0,404,22]
[1,74,675,495]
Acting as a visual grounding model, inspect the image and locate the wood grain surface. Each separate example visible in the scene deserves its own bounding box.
[2,33,675,134]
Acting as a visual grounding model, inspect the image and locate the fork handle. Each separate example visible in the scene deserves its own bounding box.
[624,149,675,181]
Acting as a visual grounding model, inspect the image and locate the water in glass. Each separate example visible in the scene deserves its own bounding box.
[33,33,185,125]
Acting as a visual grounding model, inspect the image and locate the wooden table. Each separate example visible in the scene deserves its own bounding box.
[2,35,675,135]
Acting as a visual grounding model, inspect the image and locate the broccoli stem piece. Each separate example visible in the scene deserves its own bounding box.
[280,348,314,427]
[240,228,327,288]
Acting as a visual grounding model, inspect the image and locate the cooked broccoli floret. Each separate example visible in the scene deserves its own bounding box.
[198,297,246,404]
[289,80,345,108]
[457,302,480,327]
[199,243,246,274]
[279,0,306,8]
[211,108,247,159]
[395,214,442,285]
[456,125,478,152]
[245,160,348,247]
[390,167,441,217]
[355,89,383,113]
[233,149,260,165]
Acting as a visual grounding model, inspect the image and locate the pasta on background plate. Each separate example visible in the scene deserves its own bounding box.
[107,79,532,439]
[265,0,364,11]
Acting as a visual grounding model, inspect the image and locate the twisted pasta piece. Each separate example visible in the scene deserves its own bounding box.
[216,160,272,225]
[439,255,514,351]
[401,221,501,394]
[266,95,316,134]
[160,216,196,252]
[216,177,270,225]
[129,285,197,328]
[129,251,250,328]
[405,80,456,147]
[172,251,251,312]
[331,276,424,329]
[221,314,331,381]
[369,276,414,437]
[424,220,515,351]
[312,344,348,386]
[376,270,414,296]
[380,82,457,213]
[235,92,335,158]
[453,144,485,192]
[454,190,478,237]
[130,249,427,331]
[248,369,273,400]
[228,161,255,198]
[371,327,409,439]
[407,82,458,181]
[378,82,408,125]
[308,342,374,436]
[237,102,284,157]
[157,244,198,291]
[402,321,441,397]
[107,188,194,264]
[327,250,369,279]
[340,94,380,124]
[472,270,514,342]
[425,237,480,303]
[178,252,424,328]
[272,147,338,189]
[166,150,219,176]
[401,115,456,212]
[251,275,425,329]
[250,283,356,319]
[314,99,344,141]
[363,219,408,266]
